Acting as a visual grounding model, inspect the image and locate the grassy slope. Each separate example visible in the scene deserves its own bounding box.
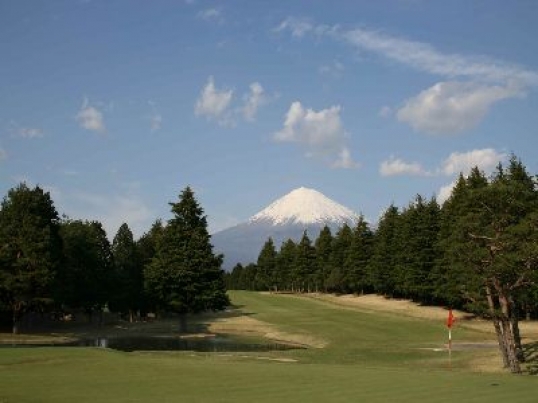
[1,291,536,403]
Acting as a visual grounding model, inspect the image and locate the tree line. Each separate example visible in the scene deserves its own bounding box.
[0,185,228,334]
[225,156,538,373]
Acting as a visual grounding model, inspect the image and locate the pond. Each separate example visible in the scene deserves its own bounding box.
[3,335,304,353]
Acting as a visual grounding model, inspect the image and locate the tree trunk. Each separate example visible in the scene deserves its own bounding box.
[498,292,521,374]
[485,284,509,368]
[129,309,134,324]
[500,317,521,373]
[508,298,524,362]
[12,301,23,335]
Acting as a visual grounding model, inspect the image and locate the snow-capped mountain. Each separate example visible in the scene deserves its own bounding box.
[212,187,359,270]
[249,187,358,226]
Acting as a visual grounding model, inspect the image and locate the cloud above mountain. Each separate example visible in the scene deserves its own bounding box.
[274,101,358,169]
[380,148,505,178]
[276,19,538,135]
[397,82,523,134]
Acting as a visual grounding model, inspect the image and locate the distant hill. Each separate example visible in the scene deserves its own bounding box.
[211,187,359,270]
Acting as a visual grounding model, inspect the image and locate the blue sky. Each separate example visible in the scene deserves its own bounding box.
[1,0,537,238]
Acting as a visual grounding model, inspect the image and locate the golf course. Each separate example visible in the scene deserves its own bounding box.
[1,291,537,402]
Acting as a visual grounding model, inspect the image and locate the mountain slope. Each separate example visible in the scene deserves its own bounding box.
[212,187,359,270]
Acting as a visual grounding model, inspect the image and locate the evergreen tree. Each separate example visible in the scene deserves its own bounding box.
[442,158,538,373]
[368,205,400,296]
[110,223,143,322]
[226,263,244,290]
[0,184,62,334]
[293,231,316,292]
[136,220,165,312]
[144,187,229,314]
[326,224,353,293]
[276,239,296,291]
[435,168,489,310]
[256,238,277,291]
[314,226,333,292]
[394,196,440,302]
[56,220,113,322]
[344,216,374,295]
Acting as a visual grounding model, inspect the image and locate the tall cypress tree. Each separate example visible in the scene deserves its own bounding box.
[395,195,440,302]
[144,187,229,314]
[57,220,113,322]
[111,223,142,322]
[276,239,296,291]
[326,224,353,293]
[344,216,374,295]
[0,184,62,334]
[293,231,316,292]
[314,226,333,292]
[257,237,277,291]
[368,205,400,296]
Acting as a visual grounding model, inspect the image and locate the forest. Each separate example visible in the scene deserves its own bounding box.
[225,156,538,373]
[0,186,229,334]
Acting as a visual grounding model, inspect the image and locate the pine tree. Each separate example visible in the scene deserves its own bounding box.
[276,239,296,291]
[394,196,440,302]
[111,223,142,322]
[441,158,538,373]
[314,226,333,292]
[257,238,277,291]
[326,224,353,293]
[0,184,62,334]
[344,216,374,295]
[368,205,400,296]
[293,231,316,292]
[144,187,229,314]
[56,220,113,323]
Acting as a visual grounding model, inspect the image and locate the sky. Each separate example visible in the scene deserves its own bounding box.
[1,0,537,239]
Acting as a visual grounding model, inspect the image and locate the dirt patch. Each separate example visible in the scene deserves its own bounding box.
[208,315,326,348]
[0,333,76,345]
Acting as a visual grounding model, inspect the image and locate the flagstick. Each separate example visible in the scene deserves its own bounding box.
[448,328,452,369]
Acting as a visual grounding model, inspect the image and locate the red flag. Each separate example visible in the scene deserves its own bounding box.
[447,309,455,328]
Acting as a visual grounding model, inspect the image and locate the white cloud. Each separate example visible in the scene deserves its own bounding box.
[198,8,222,22]
[332,147,360,169]
[8,122,44,138]
[274,17,314,38]
[437,180,457,205]
[379,156,428,176]
[397,81,523,134]
[76,98,105,133]
[18,127,43,138]
[242,82,265,121]
[441,148,505,176]
[195,76,233,124]
[436,148,506,204]
[342,28,538,86]
[274,101,358,168]
[277,20,538,134]
[69,191,154,239]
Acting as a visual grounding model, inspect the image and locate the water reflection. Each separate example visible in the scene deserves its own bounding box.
[5,335,303,353]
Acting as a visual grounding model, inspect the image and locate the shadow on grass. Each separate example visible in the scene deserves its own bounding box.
[2,306,254,342]
[523,341,538,374]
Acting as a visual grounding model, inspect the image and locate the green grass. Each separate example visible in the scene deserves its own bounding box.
[1,291,536,403]
[231,291,491,367]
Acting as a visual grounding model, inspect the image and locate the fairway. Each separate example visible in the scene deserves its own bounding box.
[1,291,537,402]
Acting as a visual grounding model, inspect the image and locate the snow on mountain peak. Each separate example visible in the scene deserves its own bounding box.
[249,187,359,226]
